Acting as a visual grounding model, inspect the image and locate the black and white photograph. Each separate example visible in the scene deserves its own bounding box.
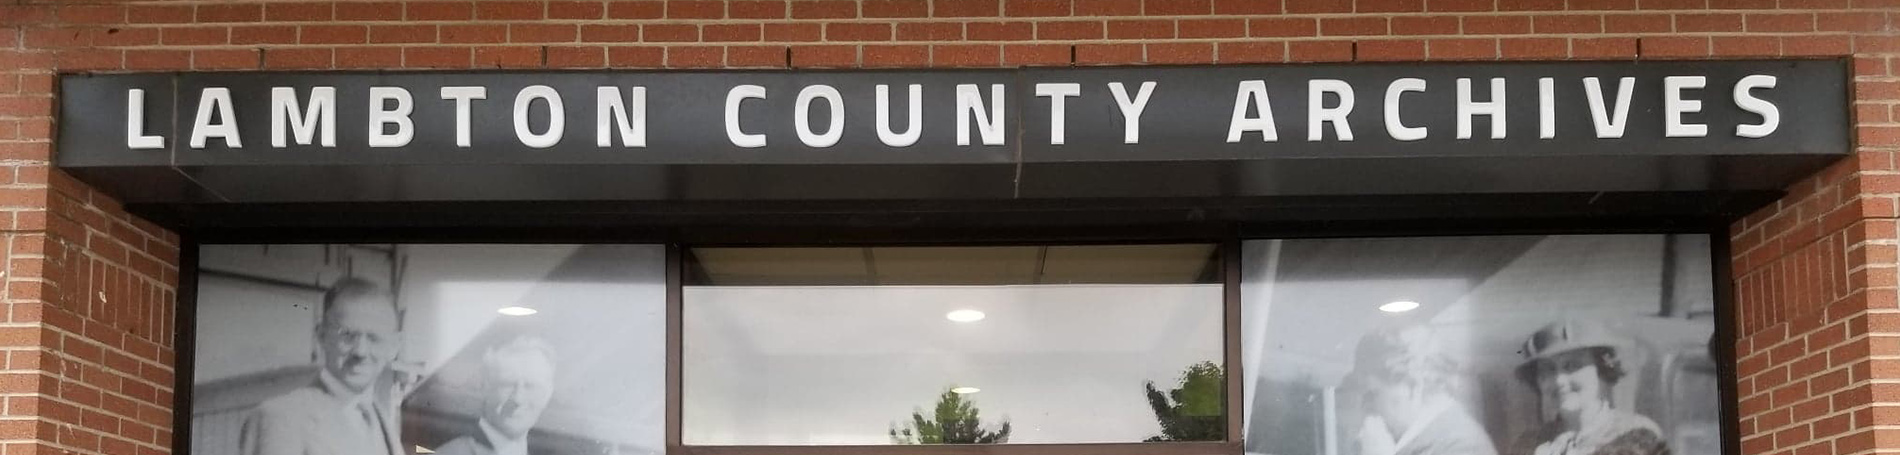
[188,244,667,455]
[1242,235,1719,455]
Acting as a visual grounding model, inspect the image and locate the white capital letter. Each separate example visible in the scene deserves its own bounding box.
[957,84,1005,146]
[270,87,336,148]
[1538,77,1554,139]
[1456,78,1506,139]
[1308,79,1354,142]
[513,85,565,149]
[876,84,922,147]
[795,85,844,148]
[1665,76,1708,138]
[125,89,164,150]
[1109,82,1155,144]
[726,85,766,148]
[368,87,413,148]
[597,87,647,147]
[440,86,486,148]
[189,87,241,149]
[1384,78,1426,141]
[1036,83,1080,145]
[1226,80,1278,143]
[1583,77,1634,139]
[1735,75,1779,138]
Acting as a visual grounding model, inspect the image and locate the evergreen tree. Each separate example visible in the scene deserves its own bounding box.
[889,388,1013,444]
[1144,361,1225,442]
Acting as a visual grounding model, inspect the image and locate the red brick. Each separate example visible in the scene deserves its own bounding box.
[1216,41,1284,63]
[264,3,332,22]
[1107,19,1174,39]
[705,24,763,42]
[1078,0,1145,14]
[1145,0,1213,14]
[863,45,931,67]
[196,4,261,23]
[192,49,258,70]
[932,44,1001,66]
[936,0,1002,17]
[548,2,606,19]
[727,45,789,68]
[92,28,161,47]
[336,48,403,68]
[1321,17,1387,36]
[1146,42,1212,64]
[1391,16,1458,35]
[1640,36,1710,57]
[1747,14,1815,33]
[126,5,193,24]
[731,1,789,18]
[1357,0,1423,11]
[1288,40,1353,62]
[160,27,229,46]
[476,1,543,20]
[1533,15,1603,34]
[767,23,826,41]
[1357,40,1427,61]
[667,1,726,18]
[1784,36,1852,57]
[830,23,895,41]
[263,48,331,70]
[1426,0,1492,11]
[666,46,724,68]
[793,1,859,18]
[791,45,857,67]
[408,2,475,20]
[1638,0,1705,9]
[1249,18,1318,37]
[337,2,403,21]
[1039,21,1105,39]
[608,47,665,67]
[123,50,189,71]
[1572,37,1636,59]
[546,46,606,68]
[1286,0,1352,13]
[61,5,126,25]
[968,22,1034,40]
[1463,16,1530,35]
[369,25,437,44]
[607,2,664,19]
[863,0,928,17]
[300,25,366,45]
[1499,0,1563,9]
[1605,14,1671,33]
[403,47,472,68]
[1004,44,1070,65]
[1818,12,1888,33]
[231,26,297,45]
[1501,38,1567,60]
[473,47,542,68]
[510,24,577,43]
[444,24,510,44]
[1009,0,1075,16]
[643,24,699,42]
[1675,13,1743,33]
[1075,43,1142,64]
[1713,36,1781,57]
[1178,19,1246,38]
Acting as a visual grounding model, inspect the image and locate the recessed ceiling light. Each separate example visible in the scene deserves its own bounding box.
[945,309,986,323]
[950,386,981,394]
[1378,300,1420,313]
[497,306,539,316]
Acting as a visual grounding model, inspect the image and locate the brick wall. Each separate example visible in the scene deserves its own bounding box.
[0,0,1895,454]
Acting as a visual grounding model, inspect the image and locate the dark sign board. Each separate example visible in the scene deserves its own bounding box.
[56,61,1848,221]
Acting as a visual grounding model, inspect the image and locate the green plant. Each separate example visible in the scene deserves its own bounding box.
[1144,361,1225,442]
[888,388,1013,444]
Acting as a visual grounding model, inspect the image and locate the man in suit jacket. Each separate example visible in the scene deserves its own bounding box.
[433,335,559,455]
[241,278,406,455]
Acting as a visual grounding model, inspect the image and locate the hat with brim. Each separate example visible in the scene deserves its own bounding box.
[1514,319,1625,382]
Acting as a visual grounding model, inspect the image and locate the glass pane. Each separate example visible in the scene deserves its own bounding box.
[1240,234,1719,455]
[190,244,666,455]
[683,244,1225,445]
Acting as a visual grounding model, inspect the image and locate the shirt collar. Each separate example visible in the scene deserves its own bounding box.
[316,368,374,411]
[479,418,530,455]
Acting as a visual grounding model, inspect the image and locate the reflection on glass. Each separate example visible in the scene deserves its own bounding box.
[1239,235,1719,455]
[683,244,1225,445]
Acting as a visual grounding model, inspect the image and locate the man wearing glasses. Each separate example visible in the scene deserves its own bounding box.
[241,278,406,455]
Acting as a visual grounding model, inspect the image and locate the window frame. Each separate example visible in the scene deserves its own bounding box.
[171,220,1736,455]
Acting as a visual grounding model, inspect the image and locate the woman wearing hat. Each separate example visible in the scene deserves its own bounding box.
[1510,320,1669,455]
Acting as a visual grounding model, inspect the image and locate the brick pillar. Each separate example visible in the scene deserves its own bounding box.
[1,6,182,455]
[1730,54,1900,455]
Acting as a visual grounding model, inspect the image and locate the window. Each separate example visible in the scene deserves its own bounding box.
[682,245,1226,445]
